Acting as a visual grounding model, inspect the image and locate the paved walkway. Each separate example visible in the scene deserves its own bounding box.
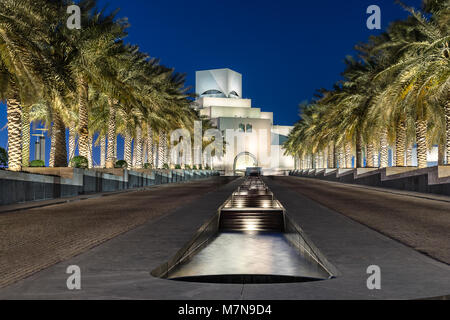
[271,176,450,264]
[0,176,449,299]
[0,177,236,288]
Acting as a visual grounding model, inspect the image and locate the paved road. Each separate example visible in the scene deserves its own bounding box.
[0,177,236,288]
[270,176,450,264]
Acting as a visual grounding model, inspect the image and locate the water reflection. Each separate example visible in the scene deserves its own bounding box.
[168,232,329,280]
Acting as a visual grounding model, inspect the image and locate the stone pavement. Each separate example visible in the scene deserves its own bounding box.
[269,176,450,264]
[0,177,236,289]
[0,176,449,299]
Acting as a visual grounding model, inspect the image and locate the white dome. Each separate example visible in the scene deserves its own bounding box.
[196,68,242,99]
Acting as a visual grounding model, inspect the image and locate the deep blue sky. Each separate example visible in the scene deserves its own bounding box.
[96,0,422,125]
[0,0,423,164]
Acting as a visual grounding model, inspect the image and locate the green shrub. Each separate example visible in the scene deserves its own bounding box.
[30,160,45,167]
[115,160,128,169]
[205,164,210,170]
[70,156,89,169]
[0,147,7,167]
[143,163,152,169]
[184,164,191,170]
[192,165,197,170]
[175,164,181,169]
[163,163,169,169]
[198,165,203,170]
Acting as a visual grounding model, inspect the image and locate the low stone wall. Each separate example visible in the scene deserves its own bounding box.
[290,166,450,196]
[0,168,220,206]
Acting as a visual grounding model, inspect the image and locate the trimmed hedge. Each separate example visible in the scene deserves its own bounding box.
[115,160,128,169]
[70,156,89,169]
[30,160,45,167]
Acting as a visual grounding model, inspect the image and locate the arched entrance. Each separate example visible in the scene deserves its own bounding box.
[233,152,258,175]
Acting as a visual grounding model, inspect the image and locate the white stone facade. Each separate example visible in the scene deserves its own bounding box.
[192,68,294,175]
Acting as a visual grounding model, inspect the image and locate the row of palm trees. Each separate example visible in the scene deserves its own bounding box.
[285,0,450,170]
[1,0,201,172]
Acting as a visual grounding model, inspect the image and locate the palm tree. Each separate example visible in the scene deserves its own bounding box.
[1,0,203,173]
[104,45,153,168]
[62,1,129,161]
[49,110,68,167]
[373,4,449,167]
[0,0,57,171]
[284,103,322,168]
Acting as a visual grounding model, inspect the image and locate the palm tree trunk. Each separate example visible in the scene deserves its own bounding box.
[163,132,169,166]
[88,135,93,168]
[327,143,335,169]
[49,125,55,166]
[143,140,148,164]
[380,128,389,168]
[124,128,132,168]
[445,98,450,164]
[21,105,30,167]
[132,138,137,168]
[100,135,106,168]
[338,145,345,168]
[356,135,363,168]
[114,136,118,159]
[78,78,90,160]
[106,99,116,168]
[135,127,143,168]
[345,142,352,168]
[153,145,158,168]
[7,96,22,171]
[392,146,396,166]
[374,149,379,168]
[318,152,323,169]
[438,143,445,166]
[147,126,154,168]
[158,131,168,168]
[406,144,413,166]
[69,122,77,162]
[49,113,67,167]
[416,120,428,168]
[366,143,374,167]
[395,121,406,166]
[332,145,338,168]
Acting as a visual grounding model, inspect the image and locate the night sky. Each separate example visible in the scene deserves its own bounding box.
[0,0,423,164]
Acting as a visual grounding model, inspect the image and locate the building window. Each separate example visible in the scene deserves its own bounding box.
[239,123,245,132]
[246,124,253,133]
[229,91,239,98]
[201,90,225,97]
